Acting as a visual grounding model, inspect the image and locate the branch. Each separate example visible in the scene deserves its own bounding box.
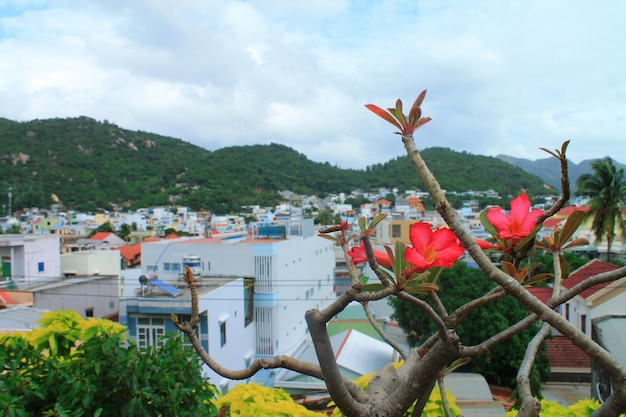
[396,290,449,341]
[515,322,550,417]
[537,141,571,223]
[306,308,369,417]
[401,132,626,411]
[517,249,564,416]
[363,302,408,360]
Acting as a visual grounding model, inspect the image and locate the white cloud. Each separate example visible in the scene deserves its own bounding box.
[0,0,625,170]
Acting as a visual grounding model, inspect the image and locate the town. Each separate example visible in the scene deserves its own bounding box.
[1,183,624,416]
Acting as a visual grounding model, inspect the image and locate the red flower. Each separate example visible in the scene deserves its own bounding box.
[404,223,464,273]
[347,242,392,268]
[486,194,542,245]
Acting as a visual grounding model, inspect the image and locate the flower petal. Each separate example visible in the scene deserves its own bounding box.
[486,207,510,233]
[409,222,433,251]
[431,228,459,251]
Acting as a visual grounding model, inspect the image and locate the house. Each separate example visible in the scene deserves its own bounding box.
[119,274,254,393]
[2,249,121,320]
[591,315,626,402]
[0,234,61,289]
[76,232,126,250]
[120,218,336,390]
[560,259,623,336]
[529,259,624,382]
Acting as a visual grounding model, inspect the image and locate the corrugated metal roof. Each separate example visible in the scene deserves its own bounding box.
[593,316,626,366]
[444,373,506,417]
[0,306,48,330]
[334,329,396,376]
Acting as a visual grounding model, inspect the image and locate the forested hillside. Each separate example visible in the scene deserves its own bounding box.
[0,117,551,213]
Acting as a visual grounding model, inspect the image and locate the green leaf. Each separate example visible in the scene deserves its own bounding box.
[360,275,369,285]
[368,213,388,230]
[364,104,403,130]
[444,357,472,375]
[556,210,587,248]
[480,209,499,238]
[523,273,554,286]
[427,266,444,285]
[562,237,590,251]
[404,283,439,294]
[559,254,571,279]
[362,283,385,292]
[357,217,366,231]
[317,233,340,244]
[501,261,517,277]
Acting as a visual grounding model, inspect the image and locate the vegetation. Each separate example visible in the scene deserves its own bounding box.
[0,310,218,417]
[389,262,551,395]
[0,117,549,213]
[215,383,326,417]
[504,398,624,416]
[576,157,626,263]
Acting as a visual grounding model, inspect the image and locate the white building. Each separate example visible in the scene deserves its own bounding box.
[119,218,337,389]
[0,234,61,289]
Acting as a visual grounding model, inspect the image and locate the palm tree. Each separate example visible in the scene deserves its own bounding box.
[576,157,626,262]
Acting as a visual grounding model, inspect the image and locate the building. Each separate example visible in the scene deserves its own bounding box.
[0,234,61,289]
[119,218,337,389]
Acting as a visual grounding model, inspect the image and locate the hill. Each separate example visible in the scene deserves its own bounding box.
[496,154,626,191]
[0,117,551,213]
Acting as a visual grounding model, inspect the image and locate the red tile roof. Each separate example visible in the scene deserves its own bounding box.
[91,232,112,241]
[0,290,14,305]
[116,243,141,261]
[546,335,591,370]
[527,287,554,304]
[562,259,619,299]
[557,206,589,215]
[543,218,564,228]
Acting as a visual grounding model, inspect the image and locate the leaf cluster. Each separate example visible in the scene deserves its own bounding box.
[0,311,218,417]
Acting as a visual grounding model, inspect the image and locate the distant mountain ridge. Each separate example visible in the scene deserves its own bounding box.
[0,116,550,213]
[496,154,626,191]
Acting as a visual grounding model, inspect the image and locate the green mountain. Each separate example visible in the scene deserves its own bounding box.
[0,117,551,213]
[496,154,626,191]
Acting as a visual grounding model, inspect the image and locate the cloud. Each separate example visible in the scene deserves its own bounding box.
[1,0,625,170]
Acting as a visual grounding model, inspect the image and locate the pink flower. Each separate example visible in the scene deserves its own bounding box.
[486,194,542,245]
[404,223,465,273]
[348,242,392,268]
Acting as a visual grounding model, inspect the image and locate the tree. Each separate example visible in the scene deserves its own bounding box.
[174,92,626,417]
[389,262,551,395]
[576,157,626,263]
[0,310,218,417]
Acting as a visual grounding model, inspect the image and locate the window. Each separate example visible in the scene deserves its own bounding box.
[220,321,227,347]
[38,262,45,272]
[164,262,181,273]
[581,314,587,334]
[137,317,166,349]
[146,265,157,273]
[565,304,570,321]
[392,224,402,238]
[85,307,94,318]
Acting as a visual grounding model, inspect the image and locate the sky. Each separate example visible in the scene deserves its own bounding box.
[1,0,625,170]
